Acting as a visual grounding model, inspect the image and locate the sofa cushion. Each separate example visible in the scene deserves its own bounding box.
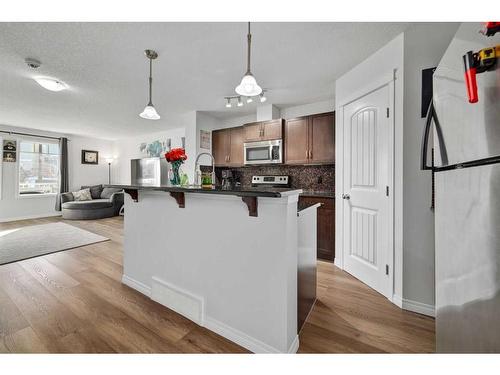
[101,187,122,199]
[81,184,103,199]
[72,188,92,201]
[62,199,113,210]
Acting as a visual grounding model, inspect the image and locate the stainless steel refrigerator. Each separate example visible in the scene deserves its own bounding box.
[423,22,500,352]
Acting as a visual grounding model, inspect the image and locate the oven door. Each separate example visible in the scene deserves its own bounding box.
[244,140,282,165]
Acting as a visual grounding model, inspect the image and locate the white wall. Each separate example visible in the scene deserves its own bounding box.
[112,126,186,185]
[279,99,335,119]
[0,124,114,222]
[402,23,459,308]
[334,23,459,311]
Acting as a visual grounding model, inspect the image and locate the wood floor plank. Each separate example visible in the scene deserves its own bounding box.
[18,257,80,294]
[57,327,117,353]
[176,326,249,353]
[0,263,86,352]
[1,326,49,353]
[0,284,30,338]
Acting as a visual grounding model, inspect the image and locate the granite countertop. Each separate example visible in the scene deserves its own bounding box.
[299,190,335,199]
[105,184,302,198]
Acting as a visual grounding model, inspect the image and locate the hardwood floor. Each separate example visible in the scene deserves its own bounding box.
[0,216,435,353]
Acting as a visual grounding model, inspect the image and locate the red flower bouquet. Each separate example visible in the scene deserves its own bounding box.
[165,148,187,163]
[165,148,187,186]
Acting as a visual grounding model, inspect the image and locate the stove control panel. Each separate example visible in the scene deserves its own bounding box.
[252,175,289,186]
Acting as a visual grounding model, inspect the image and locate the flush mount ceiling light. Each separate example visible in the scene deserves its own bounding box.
[235,22,262,97]
[139,49,160,120]
[25,58,68,92]
[34,77,68,92]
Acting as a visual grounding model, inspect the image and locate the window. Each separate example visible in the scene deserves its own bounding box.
[18,141,60,195]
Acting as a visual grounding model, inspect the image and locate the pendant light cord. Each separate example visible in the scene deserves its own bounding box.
[246,22,252,75]
[148,57,153,106]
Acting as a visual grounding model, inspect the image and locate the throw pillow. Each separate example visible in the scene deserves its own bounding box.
[73,188,92,201]
[82,184,103,199]
[101,187,122,199]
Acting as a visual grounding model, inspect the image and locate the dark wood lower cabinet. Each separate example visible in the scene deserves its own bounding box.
[298,196,335,262]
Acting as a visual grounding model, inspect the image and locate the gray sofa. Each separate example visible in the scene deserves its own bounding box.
[60,185,124,220]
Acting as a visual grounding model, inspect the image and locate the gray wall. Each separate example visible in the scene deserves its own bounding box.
[402,23,460,307]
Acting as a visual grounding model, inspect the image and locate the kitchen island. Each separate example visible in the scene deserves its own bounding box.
[108,184,317,353]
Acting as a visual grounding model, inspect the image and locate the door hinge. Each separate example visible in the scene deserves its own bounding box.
[386,107,390,118]
[385,264,389,275]
[386,186,389,196]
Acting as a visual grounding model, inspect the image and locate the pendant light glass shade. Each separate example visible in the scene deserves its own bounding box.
[140,104,160,120]
[139,49,160,120]
[236,74,262,96]
[235,22,262,97]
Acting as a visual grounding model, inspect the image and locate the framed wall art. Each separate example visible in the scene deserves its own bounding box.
[81,149,99,165]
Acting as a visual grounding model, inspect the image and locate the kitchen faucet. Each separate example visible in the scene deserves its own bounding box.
[194,152,215,186]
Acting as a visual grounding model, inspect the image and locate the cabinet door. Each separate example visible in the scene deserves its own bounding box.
[261,119,283,141]
[212,129,230,166]
[243,122,263,142]
[285,117,309,164]
[228,126,244,166]
[298,196,335,262]
[317,206,335,261]
[310,112,335,164]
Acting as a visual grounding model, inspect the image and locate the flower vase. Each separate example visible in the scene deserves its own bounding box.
[170,162,182,186]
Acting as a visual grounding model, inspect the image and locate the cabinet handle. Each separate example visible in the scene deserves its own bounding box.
[309,150,312,159]
[306,150,309,159]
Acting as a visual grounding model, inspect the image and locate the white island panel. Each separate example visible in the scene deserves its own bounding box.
[122,190,300,353]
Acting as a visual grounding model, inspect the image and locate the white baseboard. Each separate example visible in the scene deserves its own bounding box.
[392,294,403,308]
[0,212,62,223]
[151,276,204,325]
[287,334,300,354]
[122,274,151,297]
[402,298,435,317]
[204,316,299,354]
[333,257,342,269]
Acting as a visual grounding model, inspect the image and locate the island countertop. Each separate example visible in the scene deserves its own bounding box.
[105,184,302,198]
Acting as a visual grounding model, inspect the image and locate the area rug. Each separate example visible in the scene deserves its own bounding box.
[0,222,109,265]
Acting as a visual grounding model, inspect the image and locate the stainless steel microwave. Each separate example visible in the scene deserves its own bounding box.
[244,139,283,165]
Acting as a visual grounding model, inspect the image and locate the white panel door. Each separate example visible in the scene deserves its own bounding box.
[342,84,391,298]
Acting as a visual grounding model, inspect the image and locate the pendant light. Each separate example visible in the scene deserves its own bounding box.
[235,22,262,97]
[139,49,160,120]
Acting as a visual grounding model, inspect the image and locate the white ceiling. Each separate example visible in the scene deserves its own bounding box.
[0,22,410,139]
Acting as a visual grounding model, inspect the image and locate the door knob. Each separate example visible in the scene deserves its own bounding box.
[342,194,351,200]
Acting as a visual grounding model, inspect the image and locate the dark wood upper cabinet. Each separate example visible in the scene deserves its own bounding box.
[285,111,334,165]
[243,122,262,142]
[261,119,283,141]
[212,127,244,167]
[243,119,283,142]
[284,117,309,164]
[228,126,244,166]
[212,129,230,166]
[310,112,335,163]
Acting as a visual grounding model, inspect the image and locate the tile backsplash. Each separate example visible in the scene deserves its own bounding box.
[213,164,335,191]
